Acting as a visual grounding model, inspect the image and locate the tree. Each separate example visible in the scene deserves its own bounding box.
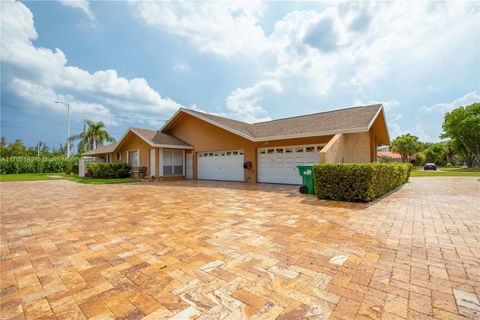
[441,102,480,167]
[391,133,421,163]
[423,143,447,165]
[70,120,115,153]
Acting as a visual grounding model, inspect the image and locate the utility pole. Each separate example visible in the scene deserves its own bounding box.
[54,101,71,157]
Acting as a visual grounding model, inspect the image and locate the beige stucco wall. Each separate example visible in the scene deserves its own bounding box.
[320,132,372,163]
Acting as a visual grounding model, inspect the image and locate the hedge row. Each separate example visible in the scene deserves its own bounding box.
[313,163,412,202]
[86,163,131,178]
[0,157,79,174]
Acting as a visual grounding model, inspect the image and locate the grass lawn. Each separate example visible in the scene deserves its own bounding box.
[0,173,141,184]
[411,166,480,177]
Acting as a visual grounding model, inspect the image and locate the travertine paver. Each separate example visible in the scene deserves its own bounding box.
[0,177,479,319]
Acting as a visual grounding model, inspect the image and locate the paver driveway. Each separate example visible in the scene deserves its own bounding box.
[1,177,479,320]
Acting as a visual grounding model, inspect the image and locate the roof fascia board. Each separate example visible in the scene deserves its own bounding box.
[152,144,193,149]
[366,105,391,143]
[253,127,369,142]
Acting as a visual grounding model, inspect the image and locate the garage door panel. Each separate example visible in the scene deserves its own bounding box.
[198,150,244,182]
[257,144,322,185]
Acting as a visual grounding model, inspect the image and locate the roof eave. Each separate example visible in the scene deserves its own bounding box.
[253,127,370,142]
[366,104,390,145]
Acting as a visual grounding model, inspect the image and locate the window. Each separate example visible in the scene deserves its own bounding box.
[259,150,266,154]
[239,151,244,155]
[295,147,303,153]
[127,150,140,166]
[220,152,225,156]
[267,149,274,154]
[116,152,121,161]
[276,148,284,153]
[285,148,293,153]
[306,146,315,152]
[163,149,183,175]
[317,146,323,151]
[233,151,238,155]
[226,151,232,156]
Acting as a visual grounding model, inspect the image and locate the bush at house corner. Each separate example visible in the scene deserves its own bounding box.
[0,157,78,174]
[313,163,413,202]
[86,163,131,179]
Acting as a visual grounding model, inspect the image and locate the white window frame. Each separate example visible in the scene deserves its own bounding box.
[162,149,184,176]
[127,149,140,167]
[258,144,326,155]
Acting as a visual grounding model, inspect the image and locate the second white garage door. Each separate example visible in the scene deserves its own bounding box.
[198,150,244,181]
[257,145,324,184]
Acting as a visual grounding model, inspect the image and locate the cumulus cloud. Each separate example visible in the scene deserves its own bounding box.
[303,17,339,52]
[416,91,479,141]
[133,1,268,57]
[226,80,282,123]
[1,0,184,128]
[57,0,94,20]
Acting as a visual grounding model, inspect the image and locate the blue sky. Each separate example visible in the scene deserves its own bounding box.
[1,0,479,149]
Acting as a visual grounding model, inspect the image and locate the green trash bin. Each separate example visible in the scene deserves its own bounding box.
[297,164,316,194]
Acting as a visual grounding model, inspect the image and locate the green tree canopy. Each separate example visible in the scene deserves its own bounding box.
[69,120,115,153]
[391,133,421,163]
[423,143,447,165]
[440,102,480,167]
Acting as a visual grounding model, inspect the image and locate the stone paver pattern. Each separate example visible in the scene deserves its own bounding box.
[1,177,479,319]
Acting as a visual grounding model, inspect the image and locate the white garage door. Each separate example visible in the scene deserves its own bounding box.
[198,150,244,181]
[257,145,324,184]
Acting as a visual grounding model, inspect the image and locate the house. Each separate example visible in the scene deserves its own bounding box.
[84,104,390,184]
[377,150,403,163]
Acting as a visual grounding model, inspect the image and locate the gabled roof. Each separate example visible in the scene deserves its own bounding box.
[378,151,402,159]
[83,143,119,155]
[162,104,387,142]
[83,127,191,155]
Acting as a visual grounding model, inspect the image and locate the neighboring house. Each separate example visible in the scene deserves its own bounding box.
[377,151,403,163]
[84,104,390,184]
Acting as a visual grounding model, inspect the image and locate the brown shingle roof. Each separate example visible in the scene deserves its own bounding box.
[131,128,191,147]
[83,143,118,155]
[84,128,191,155]
[178,104,383,140]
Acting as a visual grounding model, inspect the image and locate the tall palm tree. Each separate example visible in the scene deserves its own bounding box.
[69,120,115,153]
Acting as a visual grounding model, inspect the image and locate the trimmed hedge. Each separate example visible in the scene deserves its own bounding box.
[86,163,131,178]
[0,157,79,174]
[313,163,412,202]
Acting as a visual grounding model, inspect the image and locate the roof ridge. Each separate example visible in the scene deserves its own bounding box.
[181,108,251,125]
[251,104,383,125]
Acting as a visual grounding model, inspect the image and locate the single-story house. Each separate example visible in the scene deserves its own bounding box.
[377,150,403,163]
[84,104,390,184]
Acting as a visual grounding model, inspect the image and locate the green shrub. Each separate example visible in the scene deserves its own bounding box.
[86,163,131,178]
[313,163,412,202]
[0,157,78,174]
[65,163,79,175]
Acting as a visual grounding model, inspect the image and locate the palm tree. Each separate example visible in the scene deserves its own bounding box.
[69,120,115,153]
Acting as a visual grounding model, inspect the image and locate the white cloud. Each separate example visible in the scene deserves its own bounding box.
[226,80,282,122]
[173,62,191,72]
[57,0,94,20]
[415,91,479,141]
[419,91,480,114]
[133,1,268,57]
[1,0,185,128]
